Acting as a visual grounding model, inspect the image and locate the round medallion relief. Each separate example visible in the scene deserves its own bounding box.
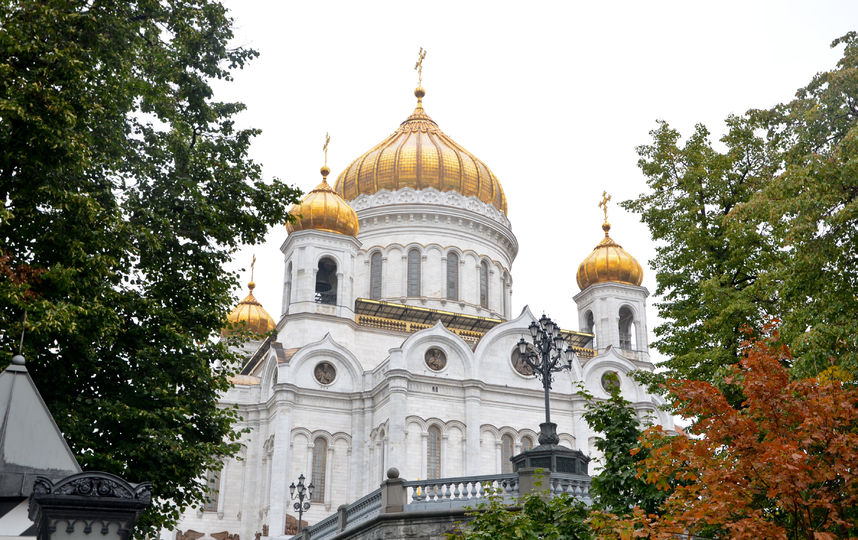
[424,348,447,371]
[601,371,621,393]
[314,361,336,385]
[511,345,534,376]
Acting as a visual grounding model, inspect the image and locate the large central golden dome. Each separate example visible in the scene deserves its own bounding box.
[334,88,508,215]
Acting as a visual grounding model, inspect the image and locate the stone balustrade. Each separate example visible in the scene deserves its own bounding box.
[292,467,591,540]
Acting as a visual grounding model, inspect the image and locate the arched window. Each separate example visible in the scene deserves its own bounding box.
[501,434,514,473]
[584,310,595,349]
[427,426,442,479]
[370,251,383,299]
[315,257,337,305]
[479,261,489,308]
[521,436,534,452]
[203,467,220,511]
[407,249,421,297]
[619,306,634,350]
[311,437,327,502]
[446,252,459,300]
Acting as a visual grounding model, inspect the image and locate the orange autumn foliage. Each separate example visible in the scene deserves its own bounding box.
[628,326,858,539]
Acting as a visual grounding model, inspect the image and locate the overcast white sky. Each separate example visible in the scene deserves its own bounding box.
[217,1,856,362]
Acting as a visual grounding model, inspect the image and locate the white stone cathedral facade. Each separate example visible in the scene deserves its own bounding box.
[171,85,673,540]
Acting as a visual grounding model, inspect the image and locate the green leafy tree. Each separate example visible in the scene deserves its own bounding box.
[624,33,858,396]
[738,32,858,379]
[449,487,594,540]
[582,375,668,516]
[0,0,300,533]
[623,117,779,404]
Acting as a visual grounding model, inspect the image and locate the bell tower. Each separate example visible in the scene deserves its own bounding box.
[282,141,361,320]
[573,193,650,363]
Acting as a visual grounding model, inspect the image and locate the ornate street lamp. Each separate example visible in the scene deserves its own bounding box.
[517,314,575,446]
[289,473,314,533]
[510,314,591,475]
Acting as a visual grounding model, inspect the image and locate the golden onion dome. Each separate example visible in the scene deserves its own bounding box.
[333,87,508,215]
[576,222,644,290]
[286,168,359,236]
[225,281,276,336]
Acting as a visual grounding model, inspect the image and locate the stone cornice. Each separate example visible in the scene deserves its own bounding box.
[351,187,510,228]
[573,281,650,302]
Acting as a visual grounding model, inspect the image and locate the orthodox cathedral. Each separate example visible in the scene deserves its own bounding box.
[171,79,673,539]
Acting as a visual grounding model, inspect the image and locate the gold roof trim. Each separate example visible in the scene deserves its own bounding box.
[354,298,594,350]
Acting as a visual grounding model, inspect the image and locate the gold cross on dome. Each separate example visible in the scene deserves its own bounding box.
[323,132,330,167]
[415,47,427,86]
[599,191,612,223]
[251,254,256,282]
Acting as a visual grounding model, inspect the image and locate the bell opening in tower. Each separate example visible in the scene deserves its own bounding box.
[619,306,635,351]
[315,257,338,305]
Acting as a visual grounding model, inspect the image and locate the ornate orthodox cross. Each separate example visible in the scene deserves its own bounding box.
[599,190,612,223]
[323,132,330,167]
[414,47,426,86]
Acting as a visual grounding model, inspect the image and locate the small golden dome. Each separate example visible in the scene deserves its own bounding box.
[225,282,276,336]
[334,88,508,214]
[286,171,359,236]
[576,222,644,290]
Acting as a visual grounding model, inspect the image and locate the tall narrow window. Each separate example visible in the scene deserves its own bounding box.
[311,437,327,502]
[618,306,634,350]
[446,252,459,300]
[479,261,489,308]
[370,251,383,299]
[315,258,337,305]
[407,249,421,296]
[427,426,442,479]
[501,434,514,473]
[203,468,220,511]
[521,436,534,452]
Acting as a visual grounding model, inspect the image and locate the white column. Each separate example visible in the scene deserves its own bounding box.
[349,402,365,501]
[440,434,449,477]
[216,459,227,518]
[267,398,294,537]
[401,254,408,297]
[306,442,314,480]
[387,376,408,474]
[572,409,589,453]
[324,446,334,508]
[420,432,428,479]
[464,385,481,475]
[494,441,502,473]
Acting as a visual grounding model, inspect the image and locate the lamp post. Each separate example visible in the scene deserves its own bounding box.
[517,314,575,446]
[289,473,314,533]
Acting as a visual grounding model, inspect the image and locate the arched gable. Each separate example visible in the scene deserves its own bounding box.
[288,332,362,392]
[399,321,475,379]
